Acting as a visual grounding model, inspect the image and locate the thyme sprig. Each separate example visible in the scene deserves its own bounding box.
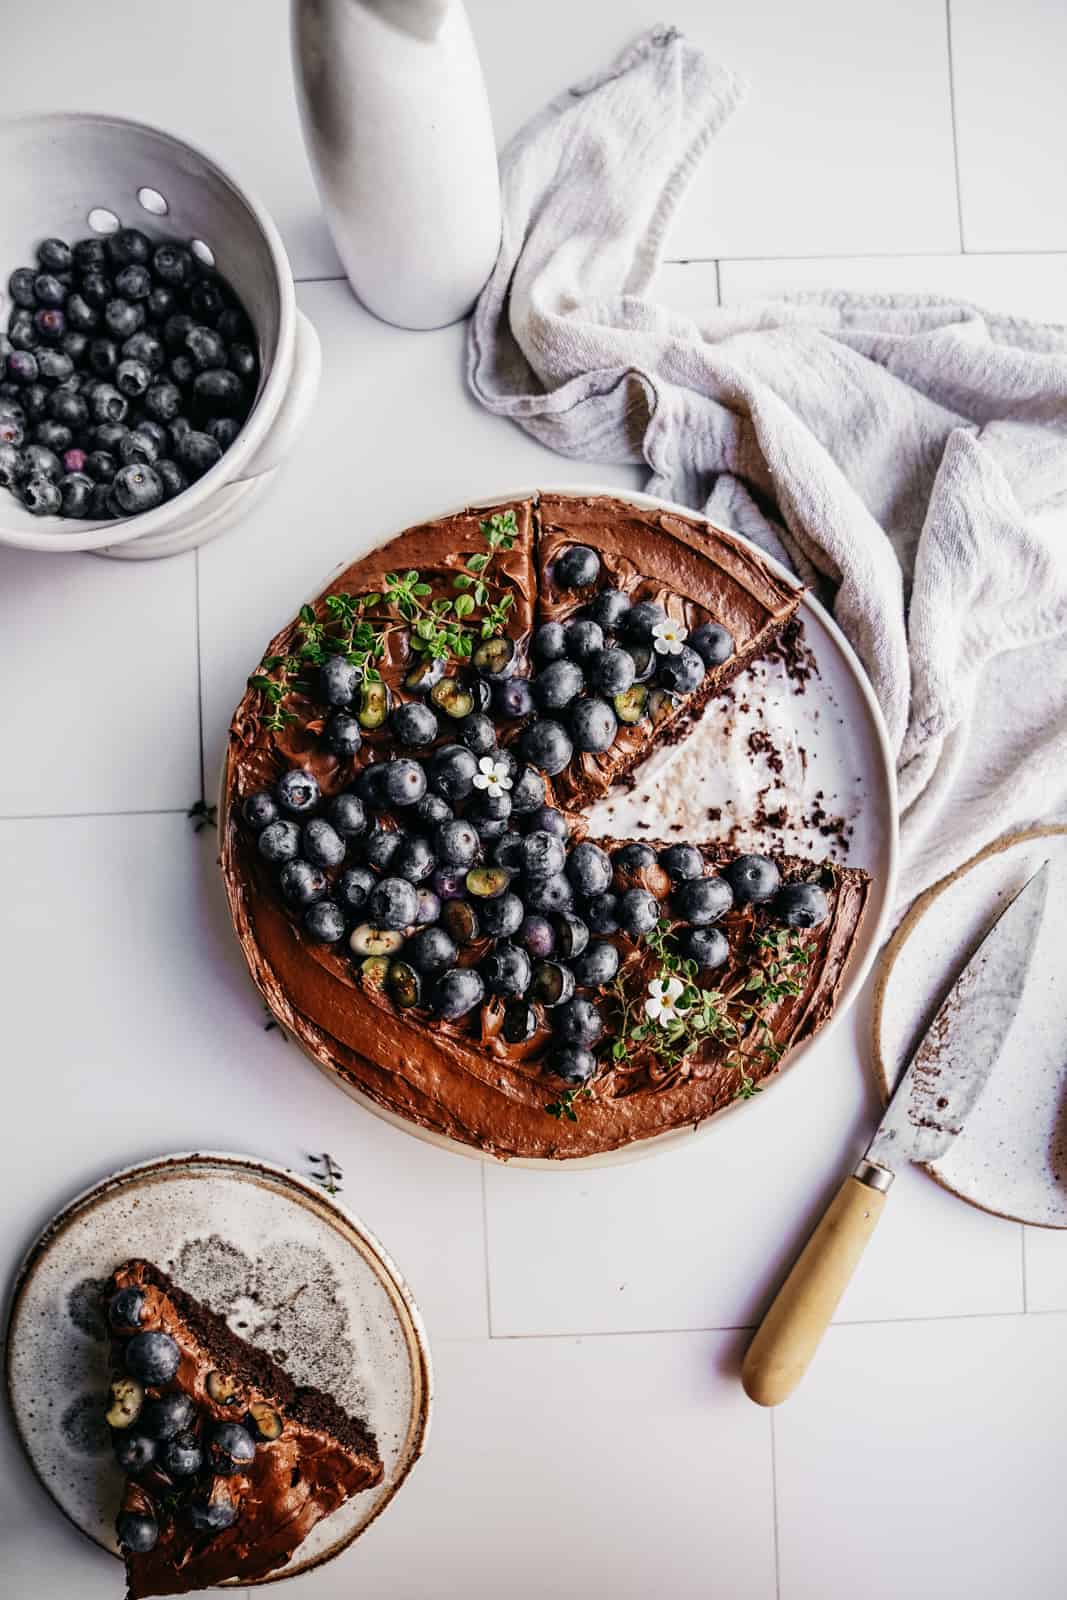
[545,1084,595,1123]
[307,1151,344,1195]
[249,510,518,729]
[186,799,217,833]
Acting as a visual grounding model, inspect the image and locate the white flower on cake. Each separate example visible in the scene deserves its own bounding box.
[472,756,513,794]
[651,619,687,655]
[644,975,690,1025]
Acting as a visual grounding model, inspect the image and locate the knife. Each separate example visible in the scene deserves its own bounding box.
[741,861,1050,1408]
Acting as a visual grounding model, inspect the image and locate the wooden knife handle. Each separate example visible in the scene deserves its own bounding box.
[741,1173,888,1407]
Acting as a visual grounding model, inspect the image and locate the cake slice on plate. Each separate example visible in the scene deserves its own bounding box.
[104,1260,382,1598]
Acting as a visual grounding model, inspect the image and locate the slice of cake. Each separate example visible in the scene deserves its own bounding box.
[104,1260,382,1598]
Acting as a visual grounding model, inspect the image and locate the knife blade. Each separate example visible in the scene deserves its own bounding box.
[742,860,1049,1407]
[861,859,1050,1184]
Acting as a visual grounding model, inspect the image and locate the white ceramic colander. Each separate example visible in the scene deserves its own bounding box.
[0,112,321,559]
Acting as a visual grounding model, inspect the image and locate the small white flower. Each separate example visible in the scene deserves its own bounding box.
[651,619,687,656]
[472,755,513,794]
[644,975,690,1025]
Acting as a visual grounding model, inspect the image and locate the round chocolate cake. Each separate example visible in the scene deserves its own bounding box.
[221,493,871,1161]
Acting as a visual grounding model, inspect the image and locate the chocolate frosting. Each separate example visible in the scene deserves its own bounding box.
[220,494,869,1162]
[110,1262,381,1598]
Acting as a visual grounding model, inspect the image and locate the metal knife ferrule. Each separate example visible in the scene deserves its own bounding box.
[853,1157,894,1192]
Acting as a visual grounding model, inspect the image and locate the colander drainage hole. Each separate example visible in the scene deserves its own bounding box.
[137,187,169,216]
[87,207,120,235]
[190,238,215,268]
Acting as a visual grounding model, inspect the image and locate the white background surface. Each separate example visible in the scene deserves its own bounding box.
[2,3,1066,1597]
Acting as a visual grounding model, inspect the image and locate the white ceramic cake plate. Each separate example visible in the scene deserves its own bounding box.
[873,827,1067,1227]
[4,1152,432,1583]
[222,484,899,1169]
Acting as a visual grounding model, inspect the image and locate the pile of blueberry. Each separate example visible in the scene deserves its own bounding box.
[499,542,737,774]
[106,1285,282,1554]
[242,750,830,1086]
[0,229,258,519]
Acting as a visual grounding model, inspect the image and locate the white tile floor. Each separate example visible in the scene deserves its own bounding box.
[2,4,1067,1597]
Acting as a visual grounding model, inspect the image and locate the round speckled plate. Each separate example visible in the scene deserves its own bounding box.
[4,1152,431,1583]
[873,828,1067,1226]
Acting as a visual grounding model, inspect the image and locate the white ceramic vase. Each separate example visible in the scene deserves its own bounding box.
[292,0,501,330]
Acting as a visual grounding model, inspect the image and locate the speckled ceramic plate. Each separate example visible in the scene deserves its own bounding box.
[4,1152,432,1583]
[221,484,899,1169]
[873,828,1067,1226]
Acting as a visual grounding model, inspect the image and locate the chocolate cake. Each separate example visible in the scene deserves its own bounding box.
[105,1260,382,1597]
[221,493,871,1161]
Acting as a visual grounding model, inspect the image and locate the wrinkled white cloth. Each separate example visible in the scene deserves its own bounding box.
[468,25,1067,907]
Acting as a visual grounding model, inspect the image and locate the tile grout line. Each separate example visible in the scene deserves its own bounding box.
[482,1306,1067,1342]
[943,0,967,252]
[194,547,207,803]
[1020,1224,1029,1313]
[713,258,723,307]
[480,1164,495,1339]
[1,807,188,823]
[666,248,1067,265]
[769,1410,783,1600]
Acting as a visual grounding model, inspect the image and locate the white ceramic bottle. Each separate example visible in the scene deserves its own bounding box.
[292,0,501,330]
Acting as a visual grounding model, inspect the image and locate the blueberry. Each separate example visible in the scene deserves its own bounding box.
[525,873,573,914]
[33,306,66,342]
[657,645,705,696]
[775,882,829,928]
[153,243,195,288]
[586,588,631,630]
[502,1000,538,1044]
[326,792,367,839]
[519,718,573,776]
[115,357,151,398]
[111,463,163,515]
[188,1495,238,1533]
[684,926,730,969]
[660,843,704,881]
[432,818,476,869]
[336,865,376,913]
[20,475,61,515]
[19,382,48,418]
[73,237,107,271]
[472,813,507,843]
[529,960,575,1007]
[369,876,418,929]
[432,871,471,908]
[114,1434,157,1475]
[177,429,223,479]
[586,893,620,934]
[457,712,496,757]
[36,237,72,274]
[517,914,556,959]
[433,967,485,1020]
[112,262,150,301]
[37,347,74,382]
[623,600,668,641]
[363,826,401,871]
[533,658,584,712]
[677,874,734,924]
[391,701,439,747]
[229,342,258,381]
[546,1045,596,1084]
[588,647,635,697]
[79,269,112,308]
[89,379,126,421]
[530,805,569,839]
[482,942,532,997]
[570,698,617,753]
[723,854,780,906]
[521,830,567,881]
[553,995,604,1046]
[89,481,115,519]
[116,1512,159,1553]
[393,834,436,883]
[554,544,600,589]
[104,298,144,340]
[146,285,175,322]
[218,307,253,342]
[58,471,93,516]
[492,831,524,872]
[304,899,347,943]
[533,621,567,662]
[125,1330,180,1385]
[119,427,163,466]
[193,367,244,415]
[108,1287,146,1330]
[33,272,67,308]
[303,818,346,868]
[189,280,227,322]
[429,744,479,802]
[34,420,72,453]
[553,911,590,959]
[415,792,452,829]
[325,710,363,757]
[415,886,441,924]
[242,791,278,831]
[689,621,735,667]
[410,926,458,975]
[280,859,327,908]
[493,678,534,719]
[161,1430,203,1478]
[140,1393,195,1440]
[566,840,612,897]
[510,765,547,813]
[8,267,37,309]
[609,844,653,878]
[21,443,61,478]
[564,617,604,661]
[572,942,619,987]
[619,887,659,937]
[164,313,196,351]
[185,324,227,370]
[93,420,127,453]
[273,768,318,818]
[0,442,21,486]
[60,328,89,362]
[140,380,182,424]
[209,1422,256,1476]
[480,891,525,939]
[7,349,38,384]
[108,227,152,267]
